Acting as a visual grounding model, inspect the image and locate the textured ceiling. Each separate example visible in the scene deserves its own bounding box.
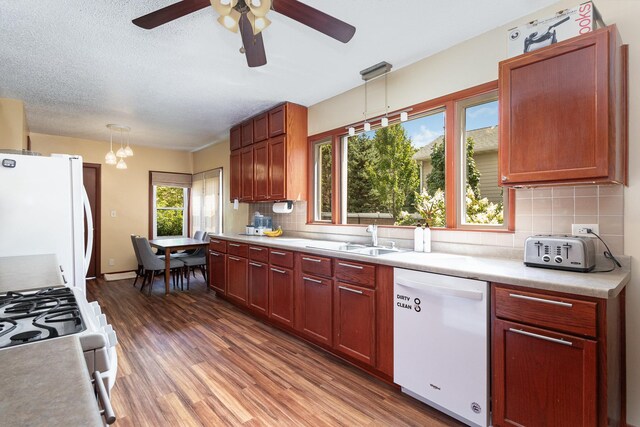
[0,0,557,151]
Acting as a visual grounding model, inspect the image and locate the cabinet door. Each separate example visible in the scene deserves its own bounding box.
[253,113,268,143]
[296,274,332,346]
[241,120,253,147]
[268,135,286,200]
[269,266,294,328]
[208,251,226,294]
[226,256,248,306]
[333,282,376,366]
[229,149,241,201]
[268,104,286,137]
[493,319,597,427]
[248,261,268,316]
[253,141,269,201]
[240,147,254,201]
[230,125,242,151]
[499,29,612,185]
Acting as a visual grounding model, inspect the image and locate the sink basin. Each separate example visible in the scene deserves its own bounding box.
[305,243,403,257]
[336,243,366,251]
[351,247,401,256]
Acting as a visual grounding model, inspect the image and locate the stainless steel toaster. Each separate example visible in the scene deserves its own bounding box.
[524,235,596,272]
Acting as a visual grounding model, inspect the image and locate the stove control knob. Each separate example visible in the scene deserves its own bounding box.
[97,314,107,327]
[554,256,563,263]
[542,255,551,262]
[89,301,102,316]
[103,325,118,348]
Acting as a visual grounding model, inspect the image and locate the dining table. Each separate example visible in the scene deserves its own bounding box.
[148,237,209,294]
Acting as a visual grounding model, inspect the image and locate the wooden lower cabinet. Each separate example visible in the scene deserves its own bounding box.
[226,255,248,306]
[208,250,226,294]
[248,261,268,316]
[269,265,294,327]
[295,274,332,346]
[493,319,597,427]
[333,282,376,366]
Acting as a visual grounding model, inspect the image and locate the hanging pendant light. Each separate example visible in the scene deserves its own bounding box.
[106,124,131,168]
[116,158,128,169]
[116,128,127,158]
[105,130,117,165]
[348,127,355,137]
[124,130,134,157]
[363,121,371,132]
[400,111,408,122]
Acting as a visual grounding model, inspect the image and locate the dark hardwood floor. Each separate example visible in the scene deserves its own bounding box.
[87,275,461,426]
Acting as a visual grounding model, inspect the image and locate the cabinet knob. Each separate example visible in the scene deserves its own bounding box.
[501,175,508,182]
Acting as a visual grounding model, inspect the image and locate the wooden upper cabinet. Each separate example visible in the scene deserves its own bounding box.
[253,113,269,143]
[268,104,286,137]
[241,120,253,147]
[268,135,286,200]
[498,25,627,186]
[230,125,242,151]
[240,147,254,201]
[229,149,241,201]
[253,141,269,201]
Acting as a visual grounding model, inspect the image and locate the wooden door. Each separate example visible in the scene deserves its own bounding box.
[230,150,241,201]
[253,113,269,142]
[253,142,269,201]
[226,256,248,306]
[333,282,376,366]
[297,274,332,346]
[268,136,286,200]
[241,120,253,147]
[499,29,611,185]
[208,251,226,294]
[268,104,286,137]
[248,261,268,316]
[230,125,241,151]
[269,266,294,327]
[240,147,254,201]
[493,319,597,427]
[82,164,100,278]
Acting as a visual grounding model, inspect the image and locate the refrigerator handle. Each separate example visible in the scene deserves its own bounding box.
[396,279,484,301]
[82,187,94,276]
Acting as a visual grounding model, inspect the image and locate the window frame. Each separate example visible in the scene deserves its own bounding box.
[191,168,224,235]
[307,80,515,232]
[152,186,189,239]
[148,171,192,239]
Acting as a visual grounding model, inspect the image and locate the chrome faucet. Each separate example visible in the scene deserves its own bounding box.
[365,224,378,247]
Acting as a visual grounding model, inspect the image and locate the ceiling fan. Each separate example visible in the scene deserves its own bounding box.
[132,0,356,67]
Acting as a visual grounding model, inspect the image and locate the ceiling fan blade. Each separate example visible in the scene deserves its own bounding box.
[132,0,211,29]
[239,13,267,67]
[272,0,355,43]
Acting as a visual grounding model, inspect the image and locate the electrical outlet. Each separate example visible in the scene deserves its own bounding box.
[108,258,115,266]
[571,224,599,236]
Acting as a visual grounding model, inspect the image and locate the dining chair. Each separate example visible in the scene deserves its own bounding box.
[135,237,185,295]
[181,254,207,290]
[130,234,144,288]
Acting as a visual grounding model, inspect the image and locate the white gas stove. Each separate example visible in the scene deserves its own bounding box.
[0,286,118,392]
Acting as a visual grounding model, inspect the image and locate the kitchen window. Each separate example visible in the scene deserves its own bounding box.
[310,81,512,230]
[149,171,192,238]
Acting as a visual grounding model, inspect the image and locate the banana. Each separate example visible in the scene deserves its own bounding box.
[263,227,283,237]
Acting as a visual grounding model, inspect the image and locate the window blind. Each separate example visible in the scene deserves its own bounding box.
[151,171,192,188]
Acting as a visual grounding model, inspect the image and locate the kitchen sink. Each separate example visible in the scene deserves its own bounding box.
[351,247,401,256]
[305,243,403,257]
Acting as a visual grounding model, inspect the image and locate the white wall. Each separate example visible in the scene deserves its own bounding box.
[307,0,640,423]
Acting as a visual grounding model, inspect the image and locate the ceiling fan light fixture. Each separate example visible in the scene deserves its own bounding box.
[250,14,271,34]
[217,8,240,32]
[248,0,271,17]
[211,0,237,16]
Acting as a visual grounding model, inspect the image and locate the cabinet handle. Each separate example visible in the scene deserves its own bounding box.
[250,247,263,251]
[338,286,363,295]
[338,262,363,270]
[509,293,572,307]
[509,328,572,346]
[270,267,286,274]
[210,239,221,244]
[229,243,241,247]
[249,262,263,268]
[303,276,323,284]
[92,371,116,424]
[271,251,287,256]
[229,256,241,261]
[302,257,322,263]
[209,252,220,257]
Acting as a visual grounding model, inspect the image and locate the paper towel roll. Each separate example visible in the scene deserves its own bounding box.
[273,201,294,214]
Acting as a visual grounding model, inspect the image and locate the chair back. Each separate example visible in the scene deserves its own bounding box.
[194,230,206,240]
[135,237,164,271]
[130,234,143,265]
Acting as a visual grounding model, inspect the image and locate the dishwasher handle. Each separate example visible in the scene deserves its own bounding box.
[395,278,484,301]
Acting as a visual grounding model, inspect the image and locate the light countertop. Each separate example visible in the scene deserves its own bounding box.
[0,254,64,293]
[0,336,104,427]
[210,234,630,299]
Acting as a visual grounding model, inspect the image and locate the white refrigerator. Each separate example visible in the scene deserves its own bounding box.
[0,153,93,294]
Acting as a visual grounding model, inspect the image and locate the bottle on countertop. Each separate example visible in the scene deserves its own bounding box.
[423,223,431,253]
[414,224,424,252]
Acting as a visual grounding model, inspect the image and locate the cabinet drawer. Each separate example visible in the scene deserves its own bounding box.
[335,260,375,289]
[227,242,249,258]
[248,245,269,263]
[208,238,227,254]
[300,254,332,278]
[269,249,294,268]
[494,286,597,337]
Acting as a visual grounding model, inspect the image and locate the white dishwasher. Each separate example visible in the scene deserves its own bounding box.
[394,268,489,427]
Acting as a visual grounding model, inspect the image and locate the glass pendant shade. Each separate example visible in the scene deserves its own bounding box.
[248,0,271,17]
[249,13,271,34]
[105,151,117,165]
[217,8,240,32]
[381,117,389,127]
[400,111,408,122]
[116,158,127,170]
[116,147,127,158]
[211,0,237,16]
[363,122,371,132]
[348,127,355,136]
[124,145,134,157]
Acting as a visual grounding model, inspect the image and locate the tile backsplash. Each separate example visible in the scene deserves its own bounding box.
[245,184,624,256]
